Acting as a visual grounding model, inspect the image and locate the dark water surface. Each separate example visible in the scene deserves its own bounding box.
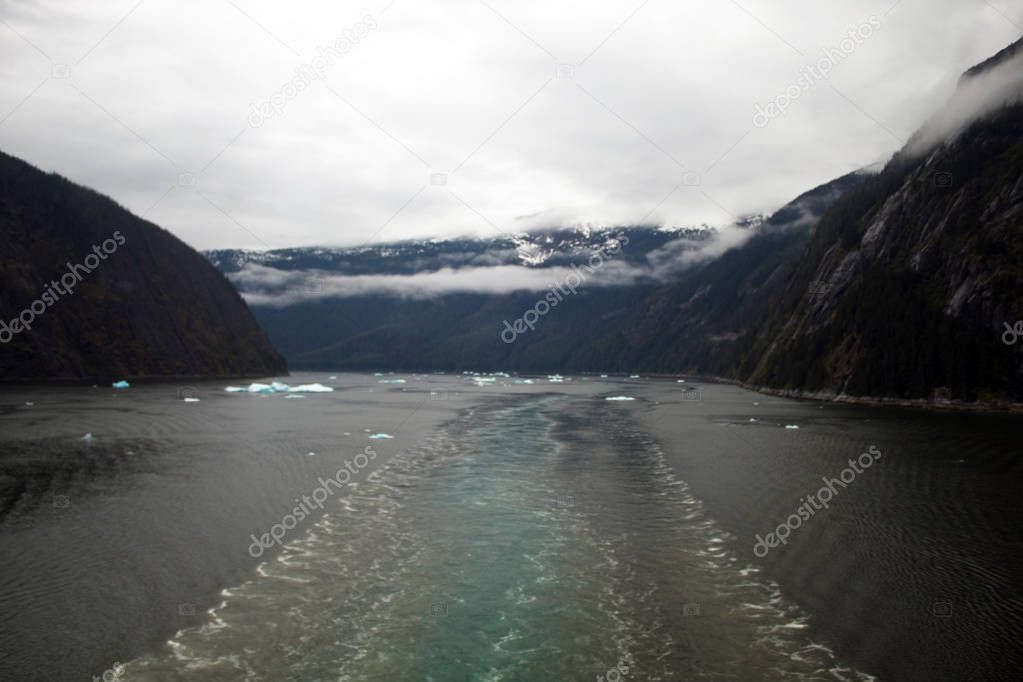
[1,374,1020,680]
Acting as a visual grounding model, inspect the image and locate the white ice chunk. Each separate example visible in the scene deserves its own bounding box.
[288,383,334,393]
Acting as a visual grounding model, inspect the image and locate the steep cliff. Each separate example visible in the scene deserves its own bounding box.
[0,151,287,381]
[737,39,1023,401]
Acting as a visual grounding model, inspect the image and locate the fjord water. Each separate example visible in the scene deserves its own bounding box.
[1,375,1020,681]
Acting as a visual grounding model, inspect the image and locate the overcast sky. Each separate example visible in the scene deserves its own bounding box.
[1,0,1020,250]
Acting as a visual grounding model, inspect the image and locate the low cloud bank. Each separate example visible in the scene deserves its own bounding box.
[231,227,758,307]
[907,47,1023,155]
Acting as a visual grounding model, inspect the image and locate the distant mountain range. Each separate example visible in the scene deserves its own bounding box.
[0,151,286,382]
[208,38,1023,404]
[204,174,862,376]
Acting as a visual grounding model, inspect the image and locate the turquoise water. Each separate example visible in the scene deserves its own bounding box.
[119,396,873,681]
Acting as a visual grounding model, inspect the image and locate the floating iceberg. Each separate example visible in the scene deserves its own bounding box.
[605,396,636,401]
[368,433,394,439]
[80,433,94,441]
[111,380,130,389]
[289,383,334,393]
[224,382,334,394]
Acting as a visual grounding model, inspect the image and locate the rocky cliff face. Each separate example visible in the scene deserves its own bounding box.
[737,39,1023,401]
[0,151,287,382]
[569,172,865,375]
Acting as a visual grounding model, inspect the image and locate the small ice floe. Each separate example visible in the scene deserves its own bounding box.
[307,452,316,456]
[290,384,333,394]
[111,380,130,389]
[605,396,636,401]
[183,397,200,403]
[753,402,760,406]
[80,433,94,441]
[289,383,333,393]
[343,432,351,436]
[513,379,535,385]
[224,383,273,393]
[784,424,800,430]
[749,418,757,422]
[24,402,34,406]
[677,379,686,383]
[629,374,640,379]
[225,382,332,394]
[378,379,406,384]
[329,375,337,380]
[472,376,497,386]
[373,372,384,377]
[547,375,565,383]
[368,433,394,439]
[284,394,305,399]
[599,374,608,378]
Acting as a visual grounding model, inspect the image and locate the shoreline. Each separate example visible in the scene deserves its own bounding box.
[698,375,1023,415]
[4,367,1021,415]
